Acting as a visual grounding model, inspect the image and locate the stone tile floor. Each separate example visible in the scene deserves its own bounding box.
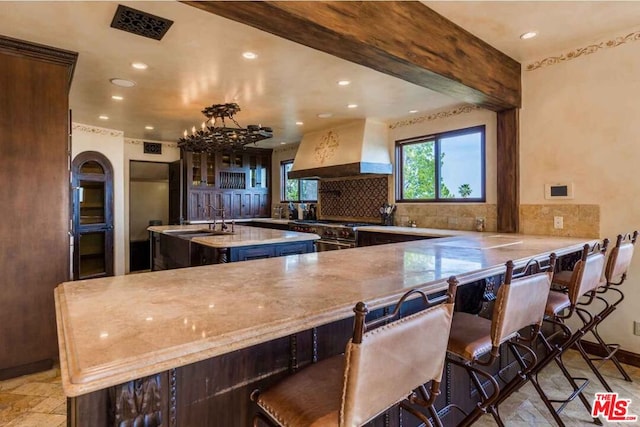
[0,366,65,426]
[474,350,640,426]
[0,350,637,426]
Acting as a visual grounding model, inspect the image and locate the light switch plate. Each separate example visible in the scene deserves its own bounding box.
[554,216,564,229]
[634,321,640,336]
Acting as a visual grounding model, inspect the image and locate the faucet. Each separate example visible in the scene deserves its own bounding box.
[205,205,227,231]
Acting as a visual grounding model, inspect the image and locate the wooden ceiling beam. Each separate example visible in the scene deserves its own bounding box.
[183,1,521,112]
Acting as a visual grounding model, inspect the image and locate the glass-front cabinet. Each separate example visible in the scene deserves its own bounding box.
[72,152,114,279]
[180,148,271,222]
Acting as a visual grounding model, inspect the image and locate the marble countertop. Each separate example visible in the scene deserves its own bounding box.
[356,225,476,237]
[148,224,319,248]
[55,234,595,397]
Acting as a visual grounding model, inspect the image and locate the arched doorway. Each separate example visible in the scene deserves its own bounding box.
[71,151,114,279]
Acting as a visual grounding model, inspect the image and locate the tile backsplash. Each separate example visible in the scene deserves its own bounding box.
[520,204,599,237]
[319,177,388,220]
[395,203,498,231]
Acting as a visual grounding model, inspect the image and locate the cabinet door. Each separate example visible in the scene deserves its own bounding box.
[72,153,114,280]
[231,192,242,218]
[185,152,216,188]
[242,193,253,218]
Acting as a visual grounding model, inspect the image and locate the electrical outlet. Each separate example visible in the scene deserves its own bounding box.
[635,321,640,336]
[554,216,564,229]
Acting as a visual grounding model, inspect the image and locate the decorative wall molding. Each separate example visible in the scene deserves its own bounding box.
[526,29,640,71]
[124,137,178,149]
[72,122,123,137]
[389,104,480,129]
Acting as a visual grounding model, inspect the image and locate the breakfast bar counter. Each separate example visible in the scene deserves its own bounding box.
[55,233,596,426]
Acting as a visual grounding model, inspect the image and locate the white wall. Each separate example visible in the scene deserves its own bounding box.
[520,27,640,352]
[72,124,126,276]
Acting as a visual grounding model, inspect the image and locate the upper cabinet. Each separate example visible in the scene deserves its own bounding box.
[181,148,272,221]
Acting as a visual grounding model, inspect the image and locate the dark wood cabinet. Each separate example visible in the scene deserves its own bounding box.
[357,230,432,247]
[71,151,115,280]
[0,36,77,379]
[182,149,272,221]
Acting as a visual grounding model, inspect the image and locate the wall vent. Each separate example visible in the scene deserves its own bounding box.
[110,5,173,41]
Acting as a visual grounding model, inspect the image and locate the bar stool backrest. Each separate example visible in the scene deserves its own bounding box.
[491,257,554,349]
[605,232,638,283]
[340,282,456,426]
[569,248,606,305]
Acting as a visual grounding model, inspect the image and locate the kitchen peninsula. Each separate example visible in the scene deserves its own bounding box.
[56,233,596,426]
[149,224,319,269]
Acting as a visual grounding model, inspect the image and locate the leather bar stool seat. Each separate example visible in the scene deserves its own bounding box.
[252,278,458,427]
[545,291,571,316]
[256,356,344,426]
[448,313,515,362]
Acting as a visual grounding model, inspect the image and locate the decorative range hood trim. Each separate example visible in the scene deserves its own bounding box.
[288,162,392,179]
[289,119,392,179]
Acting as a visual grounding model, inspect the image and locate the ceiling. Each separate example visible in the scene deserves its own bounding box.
[1,1,639,148]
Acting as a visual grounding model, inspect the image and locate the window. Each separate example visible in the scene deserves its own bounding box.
[281,160,318,202]
[396,125,485,202]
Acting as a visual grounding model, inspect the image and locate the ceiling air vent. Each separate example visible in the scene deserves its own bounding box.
[110,4,173,41]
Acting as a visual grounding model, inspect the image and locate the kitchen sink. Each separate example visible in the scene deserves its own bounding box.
[174,229,235,239]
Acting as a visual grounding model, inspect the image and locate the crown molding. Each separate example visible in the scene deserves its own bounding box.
[0,35,78,89]
[388,105,480,130]
[526,29,640,72]
[72,123,124,138]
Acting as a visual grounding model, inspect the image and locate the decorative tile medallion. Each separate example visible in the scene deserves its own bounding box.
[314,130,340,164]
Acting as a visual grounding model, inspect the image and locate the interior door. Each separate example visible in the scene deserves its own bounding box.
[72,151,114,280]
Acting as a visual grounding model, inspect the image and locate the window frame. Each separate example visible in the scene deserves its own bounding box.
[395,125,486,203]
[280,160,318,203]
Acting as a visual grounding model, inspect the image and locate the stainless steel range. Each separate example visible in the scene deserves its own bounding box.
[289,220,373,251]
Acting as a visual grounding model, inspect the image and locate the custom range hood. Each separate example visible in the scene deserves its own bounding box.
[288,119,392,179]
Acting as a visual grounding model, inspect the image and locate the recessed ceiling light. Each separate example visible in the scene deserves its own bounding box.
[295,121,304,126]
[131,62,148,70]
[317,113,333,118]
[99,115,109,120]
[520,31,538,40]
[110,78,136,88]
[242,51,257,59]
[111,95,124,101]
[145,125,154,130]
[347,104,358,109]
[409,109,419,114]
[337,80,351,86]
[280,142,287,145]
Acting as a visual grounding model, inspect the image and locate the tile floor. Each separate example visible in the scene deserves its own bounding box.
[0,350,637,426]
[0,367,65,426]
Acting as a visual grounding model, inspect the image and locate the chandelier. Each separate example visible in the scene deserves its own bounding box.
[178,103,273,153]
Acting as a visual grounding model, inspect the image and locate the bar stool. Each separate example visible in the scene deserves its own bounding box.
[445,254,556,427]
[527,243,606,426]
[574,231,638,391]
[251,278,458,427]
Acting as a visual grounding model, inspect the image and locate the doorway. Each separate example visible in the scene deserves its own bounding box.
[129,161,170,272]
[72,151,114,280]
